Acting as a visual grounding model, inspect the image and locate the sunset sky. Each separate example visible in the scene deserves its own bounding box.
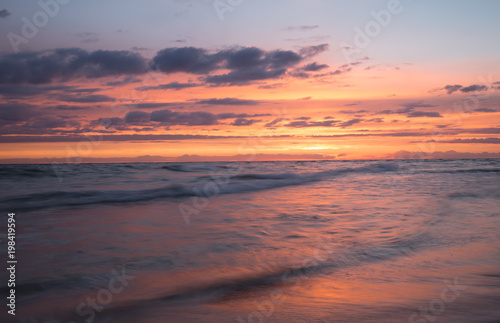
[1,0,499,162]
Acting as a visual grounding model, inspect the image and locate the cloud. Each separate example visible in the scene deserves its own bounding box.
[440,138,500,144]
[197,98,261,106]
[322,63,354,76]
[124,111,150,124]
[264,118,283,128]
[0,103,81,134]
[101,110,269,129]
[413,138,500,144]
[375,101,440,118]
[474,108,498,113]
[302,62,329,72]
[231,118,260,126]
[0,45,329,87]
[0,9,10,18]
[466,127,500,134]
[285,25,319,32]
[0,134,246,143]
[1,117,80,135]
[86,50,148,77]
[461,84,488,93]
[150,46,309,86]
[76,32,99,43]
[401,101,437,110]
[298,44,329,58]
[406,111,442,118]
[27,116,79,129]
[273,116,364,128]
[284,121,310,128]
[267,50,307,68]
[135,82,201,91]
[205,47,304,85]
[52,105,90,110]
[58,94,116,103]
[125,102,177,109]
[225,47,264,70]
[376,109,402,115]
[150,47,225,74]
[258,83,284,89]
[0,84,73,97]
[106,76,142,86]
[0,84,99,100]
[439,84,490,94]
[130,46,149,52]
[92,109,221,128]
[340,109,367,114]
[93,117,124,129]
[331,67,351,75]
[150,109,218,126]
[0,104,38,124]
[444,84,463,94]
[206,68,287,85]
[68,88,101,94]
[291,62,329,79]
[339,118,363,128]
[216,113,271,119]
[284,35,331,43]
[364,63,403,71]
[289,71,309,79]
[0,48,147,84]
[285,120,339,128]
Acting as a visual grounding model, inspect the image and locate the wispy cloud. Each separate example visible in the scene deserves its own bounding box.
[57,94,116,103]
[0,9,11,18]
[436,84,490,94]
[196,98,261,106]
[375,101,441,118]
[285,25,319,32]
[75,32,99,43]
[136,82,201,91]
[231,118,261,126]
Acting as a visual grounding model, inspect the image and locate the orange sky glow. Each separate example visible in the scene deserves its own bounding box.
[1,1,499,163]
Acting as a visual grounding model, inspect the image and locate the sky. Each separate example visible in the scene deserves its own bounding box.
[0,0,499,163]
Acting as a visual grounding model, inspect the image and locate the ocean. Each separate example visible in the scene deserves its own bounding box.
[1,159,499,322]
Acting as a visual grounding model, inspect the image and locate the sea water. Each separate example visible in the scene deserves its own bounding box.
[0,159,499,322]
